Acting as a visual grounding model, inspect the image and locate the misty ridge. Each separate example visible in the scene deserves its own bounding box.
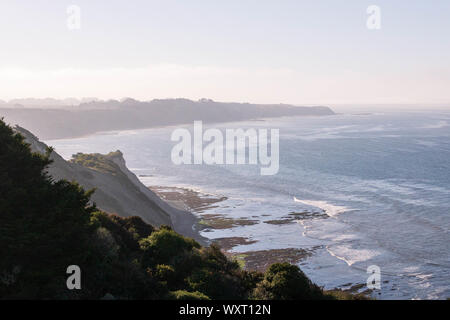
[0,97,100,108]
[0,98,335,140]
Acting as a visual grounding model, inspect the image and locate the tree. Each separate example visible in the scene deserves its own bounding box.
[253,263,324,300]
[0,119,95,298]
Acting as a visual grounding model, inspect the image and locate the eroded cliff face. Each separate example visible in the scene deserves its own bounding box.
[14,126,173,228]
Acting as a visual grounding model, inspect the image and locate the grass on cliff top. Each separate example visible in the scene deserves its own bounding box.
[70,151,122,175]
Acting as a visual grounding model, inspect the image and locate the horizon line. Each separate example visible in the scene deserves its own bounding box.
[1,97,450,107]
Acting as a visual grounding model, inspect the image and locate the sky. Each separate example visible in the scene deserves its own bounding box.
[0,0,449,106]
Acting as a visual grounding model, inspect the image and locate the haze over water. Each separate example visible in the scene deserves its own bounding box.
[47,110,450,299]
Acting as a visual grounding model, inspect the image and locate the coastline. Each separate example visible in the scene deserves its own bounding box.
[44,113,336,141]
[148,184,313,272]
[149,187,210,246]
[42,111,450,299]
[148,183,373,297]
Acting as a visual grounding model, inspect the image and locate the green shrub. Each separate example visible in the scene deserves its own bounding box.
[253,263,325,300]
[139,227,200,267]
[170,290,210,300]
[155,264,176,285]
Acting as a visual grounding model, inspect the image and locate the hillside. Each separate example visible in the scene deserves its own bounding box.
[13,126,200,239]
[1,98,335,139]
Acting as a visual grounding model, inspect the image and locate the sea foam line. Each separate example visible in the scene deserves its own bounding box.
[293,197,352,217]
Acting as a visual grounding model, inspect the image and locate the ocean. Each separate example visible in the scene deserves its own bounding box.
[46,110,450,299]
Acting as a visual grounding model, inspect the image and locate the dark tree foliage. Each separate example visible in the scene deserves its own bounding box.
[0,120,96,298]
[253,263,324,300]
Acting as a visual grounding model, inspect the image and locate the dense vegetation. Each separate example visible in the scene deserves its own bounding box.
[0,119,362,299]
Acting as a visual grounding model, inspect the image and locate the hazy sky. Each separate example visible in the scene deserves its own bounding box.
[1,0,449,105]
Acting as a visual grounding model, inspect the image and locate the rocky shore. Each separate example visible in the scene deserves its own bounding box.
[148,185,315,272]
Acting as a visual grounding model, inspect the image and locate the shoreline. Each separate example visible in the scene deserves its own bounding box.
[148,184,313,272]
[148,183,373,296]
[43,113,335,141]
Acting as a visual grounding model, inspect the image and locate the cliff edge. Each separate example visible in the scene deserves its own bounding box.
[14,126,178,229]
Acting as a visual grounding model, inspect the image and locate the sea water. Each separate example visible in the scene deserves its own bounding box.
[46,111,450,299]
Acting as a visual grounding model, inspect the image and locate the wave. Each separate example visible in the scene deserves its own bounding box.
[421,121,448,129]
[326,245,380,266]
[293,197,352,217]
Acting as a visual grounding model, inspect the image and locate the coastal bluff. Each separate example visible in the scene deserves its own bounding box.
[14,126,192,231]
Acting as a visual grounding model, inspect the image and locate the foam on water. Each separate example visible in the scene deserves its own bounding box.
[293,197,352,217]
[325,245,381,266]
